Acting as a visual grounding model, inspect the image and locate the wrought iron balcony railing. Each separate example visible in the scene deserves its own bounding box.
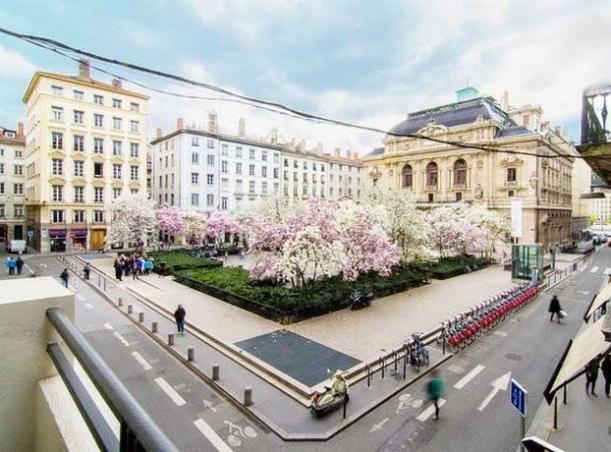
[580,82,611,146]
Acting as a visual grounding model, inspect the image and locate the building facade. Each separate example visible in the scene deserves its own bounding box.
[151,115,362,213]
[363,89,576,249]
[0,123,26,244]
[22,60,149,252]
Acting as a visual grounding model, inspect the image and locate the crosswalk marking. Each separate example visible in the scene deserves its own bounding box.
[103,323,114,330]
[155,377,186,406]
[417,398,447,422]
[454,365,485,389]
[193,419,233,452]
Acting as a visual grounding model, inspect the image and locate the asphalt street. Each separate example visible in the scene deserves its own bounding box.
[3,249,608,451]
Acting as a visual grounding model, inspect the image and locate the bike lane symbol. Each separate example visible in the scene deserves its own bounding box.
[224,420,258,447]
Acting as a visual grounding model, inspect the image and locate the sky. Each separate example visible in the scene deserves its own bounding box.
[0,0,610,153]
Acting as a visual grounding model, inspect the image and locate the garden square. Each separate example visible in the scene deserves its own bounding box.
[235,330,361,387]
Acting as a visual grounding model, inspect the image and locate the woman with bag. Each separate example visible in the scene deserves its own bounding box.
[548,295,562,323]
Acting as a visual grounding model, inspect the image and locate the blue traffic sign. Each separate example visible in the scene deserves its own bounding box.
[510,379,527,417]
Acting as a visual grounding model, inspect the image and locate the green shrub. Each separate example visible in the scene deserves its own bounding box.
[148,250,222,274]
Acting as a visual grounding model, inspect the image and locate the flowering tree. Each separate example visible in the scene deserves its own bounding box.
[463,204,510,256]
[107,195,159,250]
[183,211,206,246]
[156,206,186,237]
[203,212,245,251]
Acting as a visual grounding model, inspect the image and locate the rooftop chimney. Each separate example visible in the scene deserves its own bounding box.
[238,118,246,137]
[176,117,184,130]
[208,113,218,133]
[270,128,278,144]
[17,122,24,138]
[111,78,122,89]
[334,148,340,157]
[78,59,90,80]
[156,128,162,139]
[501,90,509,111]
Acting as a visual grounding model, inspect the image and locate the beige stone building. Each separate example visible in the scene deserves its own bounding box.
[22,60,149,252]
[363,88,579,249]
[0,123,26,244]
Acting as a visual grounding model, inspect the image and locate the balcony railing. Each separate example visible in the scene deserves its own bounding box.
[580,82,611,146]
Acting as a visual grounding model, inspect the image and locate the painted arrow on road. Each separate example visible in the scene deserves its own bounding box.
[478,371,511,411]
[369,418,389,433]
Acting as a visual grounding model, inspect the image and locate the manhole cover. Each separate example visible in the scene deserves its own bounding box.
[505,353,522,361]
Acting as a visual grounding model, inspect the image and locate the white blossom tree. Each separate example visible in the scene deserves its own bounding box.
[106,195,159,250]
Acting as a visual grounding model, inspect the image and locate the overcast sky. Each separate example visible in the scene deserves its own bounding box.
[1,0,610,153]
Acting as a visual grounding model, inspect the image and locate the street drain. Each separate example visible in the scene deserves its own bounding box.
[505,353,522,361]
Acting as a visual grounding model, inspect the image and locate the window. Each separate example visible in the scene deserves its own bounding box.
[293,160,298,168]
[130,143,139,158]
[0,183,4,195]
[507,168,517,183]
[456,192,462,202]
[249,164,255,176]
[191,172,199,184]
[113,98,122,108]
[261,166,267,178]
[221,161,228,173]
[221,178,229,191]
[508,190,514,197]
[74,160,84,177]
[0,164,4,174]
[218,196,226,211]
[73,110,84,124]
[249,181,255,193]
[274,153,279,164]
[261,181,268,194]
[274,182,279,193]
[94,138,104,154]
[51,210,64,224]
[52,85,63,96]
[249,148,255,160]
[221,144,228,156]
[113,164,122,179]
[113,140,122,156]
[426,162,438,188]
[428,193,434,202]
[73,210,85,223]
[113,117,122,130]
[273,167,279,179]
[192,137,199,147]
[261,151,268,162]
[235,146,242,158]
[191,193,199,206]
[130,166,139,180]
[94,162,104,178]
[13,183,23,195]
[293,172,298,182]
[73,90,84,101]
[191,152,199,164]
[130,120,139,133]
[52,158,63,175]
[74,135,84,152]
[94,187,104,203]
[51,106,63,122]
[207,154,215,166]
[303,161,308,170]
[52,185,63,202]
[303,173,308,182]
[14,149,22,158]
[94,95,104,105]
[207,174,214,185]
[14,165,23,176]
[130,102,139,112]
[206,194,214,206]
[207,139,215,149]
[236,162,242,175]
[453,159,467,186]
[401,164,413,188]
[74,186,84,203]
[94,114,103,127]
[94,210,104,223]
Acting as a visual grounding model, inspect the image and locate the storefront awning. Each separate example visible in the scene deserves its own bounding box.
[584,281,611,321]
[544,317,611,403]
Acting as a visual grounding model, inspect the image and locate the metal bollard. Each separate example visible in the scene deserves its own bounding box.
[138,312,144,323]
[118,298,123,307]
[168,333,174,346]
[103,278,106,291]
[243,387,253,406]
[367,365,371,388]
[187,347,194,362]
[127,304,133,314]
[97,275,101,287]
[381,358,385,379]
[403,349,407,379]
[152,321,158,333]
[393,350,398,372]
[212,364,220,381]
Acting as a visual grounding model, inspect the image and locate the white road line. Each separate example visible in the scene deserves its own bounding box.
[604,268,611,275]
[193,419,233,452]
[103,323,114,330]
[84,303,93,310]
[454,365,485,389]
[113,332,130,347]
[493,331,508,337]
[155,377,186,406]
[131,351,152,371]
[590,266,599,273]
[416,398,446,422]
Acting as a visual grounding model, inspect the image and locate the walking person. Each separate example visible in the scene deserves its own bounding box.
[15,256,24,275]
[426,369,443,420]
[5,256,10,274]
[548,295,562,323]
[113,258,123,281]
[585,358,600,397]
[174,304,186,336]
[601,354,611,398]
[60,268,69,288]
[7,257,16,275]
[83,263,91,280]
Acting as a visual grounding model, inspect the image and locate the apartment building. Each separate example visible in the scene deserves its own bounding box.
[0,123,26,244]
[22,60,149,252]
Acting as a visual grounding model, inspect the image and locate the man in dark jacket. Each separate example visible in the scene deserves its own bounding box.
[548,295,562,323]
[174,305,186,335]
[601,354,611,398]
[585,359,599,397]
[113,258,123,281]
[15,256,24,275]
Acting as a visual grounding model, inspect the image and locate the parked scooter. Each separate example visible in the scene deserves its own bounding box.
[408,335,430,368]
[310,371,349,417]
[350,289,375,310]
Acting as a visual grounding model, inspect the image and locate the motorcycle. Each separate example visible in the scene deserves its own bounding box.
[350,289,375,310]
[310,372,349,417]
[408,335,430,368]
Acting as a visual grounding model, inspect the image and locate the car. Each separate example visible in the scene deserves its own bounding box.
[6,240,26,254]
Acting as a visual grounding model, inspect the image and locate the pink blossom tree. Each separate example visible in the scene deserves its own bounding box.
[156,206,186,238]
[203,212,245,252]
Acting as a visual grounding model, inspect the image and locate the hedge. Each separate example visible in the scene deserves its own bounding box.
[147,250,223,274]
[425,256,492,280]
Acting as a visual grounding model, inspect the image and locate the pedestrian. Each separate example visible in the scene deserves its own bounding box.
[426,369,443,420]
[174,304,186,335]
[144,258,152,275]
[15,256,24,275]
[5,256,10,274]
[132,259,138,280]
[585,358,600,397]
[601,354,611,398]
[7,257,16,275]
[83,263,91,280]
[548,295,562,323]
[113,258,123,281]
[60,268,69,288]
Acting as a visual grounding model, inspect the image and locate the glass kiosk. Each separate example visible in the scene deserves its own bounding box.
[511,244,544,281]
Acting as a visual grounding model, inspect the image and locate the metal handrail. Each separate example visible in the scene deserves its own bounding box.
[46,307,178,452]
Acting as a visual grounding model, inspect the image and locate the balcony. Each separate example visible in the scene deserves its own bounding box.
[578,82,611,184]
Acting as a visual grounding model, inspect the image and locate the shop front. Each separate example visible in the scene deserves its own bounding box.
[70,228,88,252]
[91,229,106,251]
[49,229,67,253]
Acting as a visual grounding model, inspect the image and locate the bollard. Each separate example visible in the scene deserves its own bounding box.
[152,321,158,333]
[343,396,347,419]
[243,387,253,406]
[403,348,408,379]
[553,396,558,430]
[127,304,133,314]
[188,347,195,362]
[393,350,398,372]
[118,298,123,307]
[168,333,174,346]
[103,278,106,291]
[138,312,144,323]
[367,365,371,388]
[563,386,567,405]
[97,275,101,287]
[212,364,220,381]
[381,358,385,379]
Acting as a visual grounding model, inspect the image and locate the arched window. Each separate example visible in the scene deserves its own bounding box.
[454,159,467,186]
[426,162,438,188]
[401,164,413,188]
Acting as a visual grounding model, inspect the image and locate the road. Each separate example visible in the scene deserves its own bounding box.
[2,249,606,451]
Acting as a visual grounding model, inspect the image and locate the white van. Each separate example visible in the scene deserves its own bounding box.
[7,240,26,254]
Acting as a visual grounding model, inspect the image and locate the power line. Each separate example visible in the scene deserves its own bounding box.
[0,26,605,161]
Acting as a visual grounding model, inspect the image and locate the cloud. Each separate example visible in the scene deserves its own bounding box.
[0,45,35,78]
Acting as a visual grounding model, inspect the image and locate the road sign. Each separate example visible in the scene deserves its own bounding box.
[511,378,527,417]
[27,230,34,238]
